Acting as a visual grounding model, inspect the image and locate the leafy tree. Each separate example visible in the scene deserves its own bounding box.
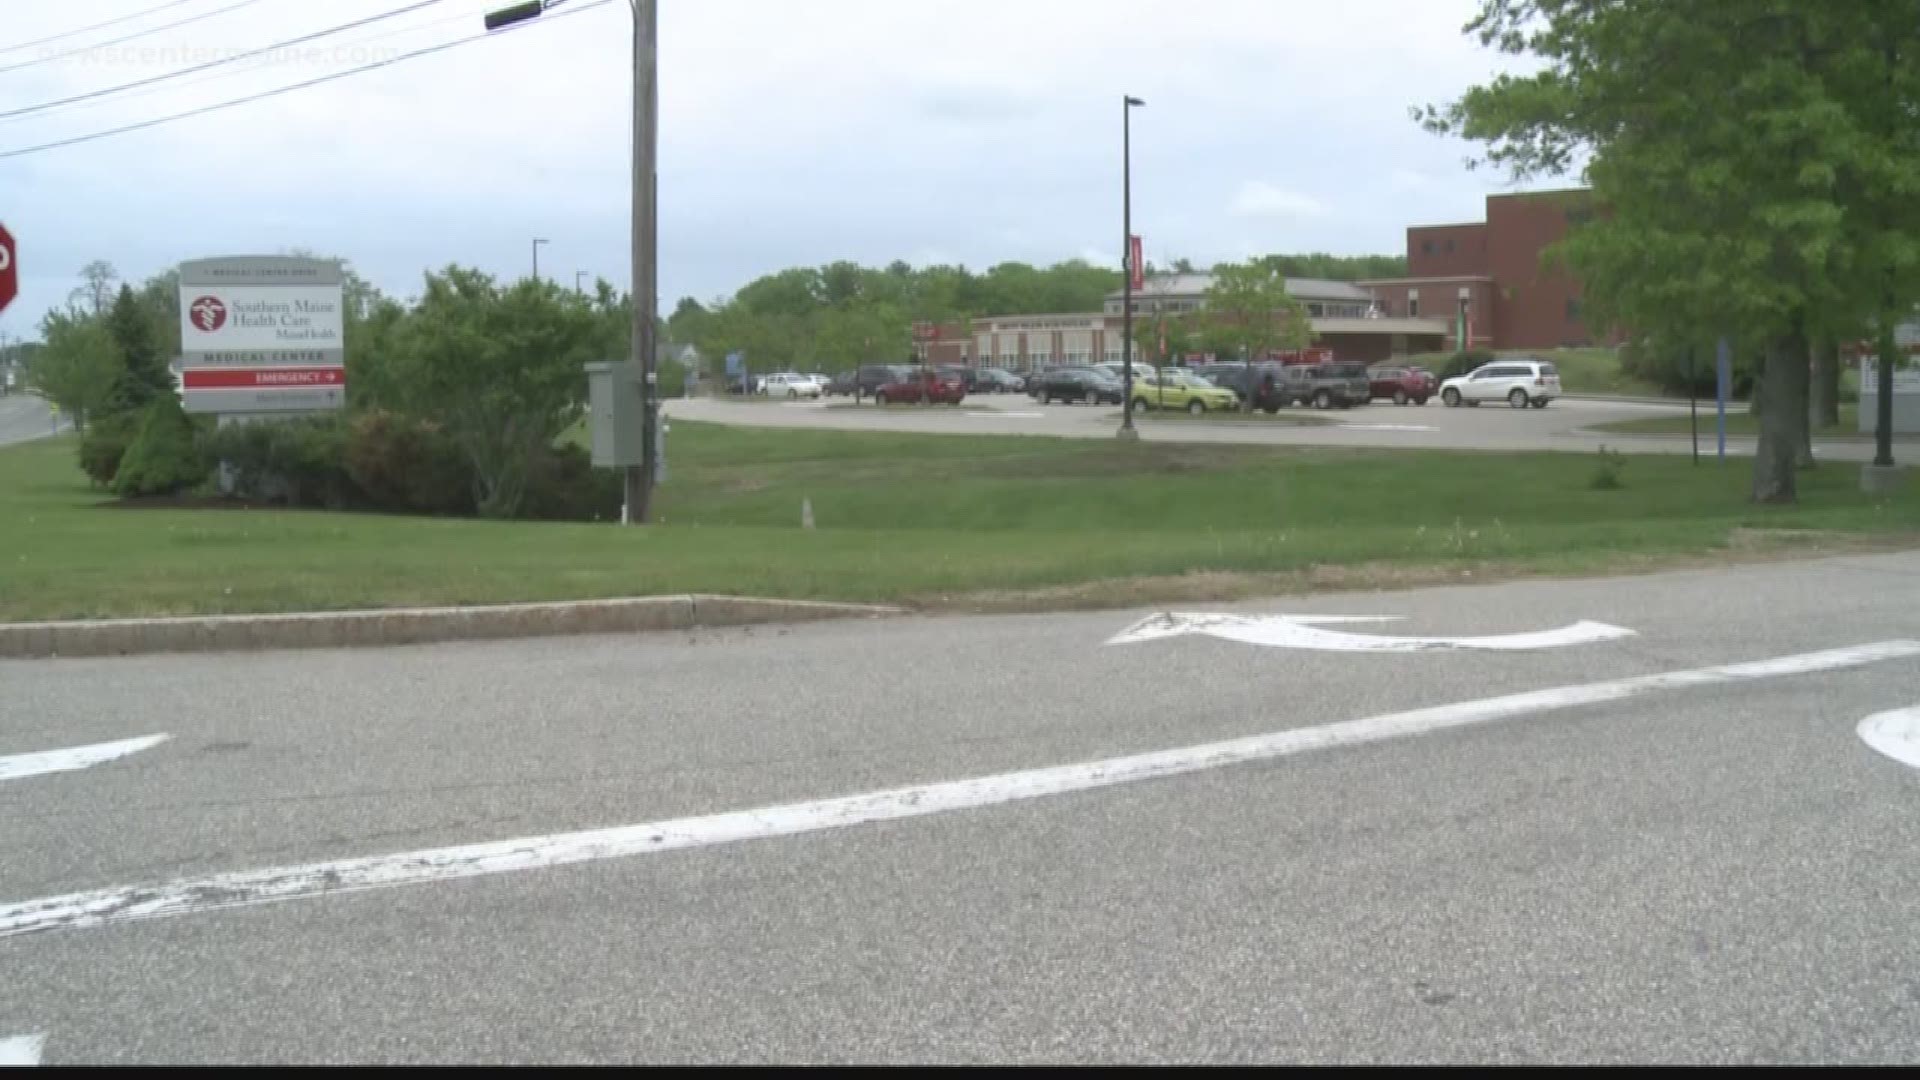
[28,308,121,430]
[70,260,118,316]
[1202,260,1312,406]
[103,284,173,414]
[1422,0,1920,503]
[113,395,209,498]
[383,268,609,518]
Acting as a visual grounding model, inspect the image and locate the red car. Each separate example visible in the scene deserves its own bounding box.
[873,367,967,405]
[1368,365,1435,405]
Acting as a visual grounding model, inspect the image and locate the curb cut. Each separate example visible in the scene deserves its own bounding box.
[0,595,908,660]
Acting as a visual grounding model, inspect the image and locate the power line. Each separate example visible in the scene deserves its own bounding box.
[0,0,272,77]
[0,0,200,58]
[0,0,615,161]
[0,1,451,119]
[0,4,487,128]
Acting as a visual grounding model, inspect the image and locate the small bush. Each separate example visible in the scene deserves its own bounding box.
[522,443,623,521]
[77,410,138,488]
[344,410,475,516]
[204,415,356,508]
[114,396,211,498]
[1440,349,1496,380]
[1589,445,1627,490]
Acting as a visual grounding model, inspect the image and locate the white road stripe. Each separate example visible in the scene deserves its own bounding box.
[0,1033,45,1066]
[1,641,1914,940]
[1858,705,1920,770]
[0,734,170,784]
[1109,611,1634,652]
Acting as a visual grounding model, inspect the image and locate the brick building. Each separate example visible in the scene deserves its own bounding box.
[1361,188,1615,352]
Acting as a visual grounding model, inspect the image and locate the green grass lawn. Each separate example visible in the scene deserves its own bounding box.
[2,424,1915,621]
[1587,404,1872,438]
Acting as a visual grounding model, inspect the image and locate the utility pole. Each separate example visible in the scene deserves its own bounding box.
[575,270,588,295]
[1118,94,1144,441]
[630,0,659,524]
[485,0,658,524]
[532,237,548,282]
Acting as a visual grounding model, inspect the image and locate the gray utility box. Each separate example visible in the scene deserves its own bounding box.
[586,361,646,467]
[1858,364,1920,436]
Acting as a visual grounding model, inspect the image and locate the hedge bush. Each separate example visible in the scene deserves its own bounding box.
[77,409,140,488]
[204,416,357,509]
[521,443,623,521]
[343,410,475,516]
[113,397,211,498]
[1438,349,1496,380]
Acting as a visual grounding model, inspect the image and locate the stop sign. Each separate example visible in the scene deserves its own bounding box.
[0,223,16,315]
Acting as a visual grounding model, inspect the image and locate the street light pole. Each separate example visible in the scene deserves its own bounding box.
[484,0,657,525]
[1119,94,1144,441]
[532,237,548,282]
[575,270,588,295]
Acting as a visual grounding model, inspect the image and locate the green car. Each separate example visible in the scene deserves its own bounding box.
[1131,370,1241,414]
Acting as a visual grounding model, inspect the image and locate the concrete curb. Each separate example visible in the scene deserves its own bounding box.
[0,595,907,660]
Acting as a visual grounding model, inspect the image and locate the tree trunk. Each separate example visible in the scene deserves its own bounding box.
[1752,327,1809,503]
[1809,337,1840,428]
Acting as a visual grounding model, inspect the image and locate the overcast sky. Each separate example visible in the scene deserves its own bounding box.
[0,0,1545,341]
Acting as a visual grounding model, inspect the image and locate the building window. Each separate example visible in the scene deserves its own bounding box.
[1566,207,1594,226]
[1307,303,1324,317]
[1566,297,1583,323]
[1407,296,1420,318]
[1422,240,1434,256]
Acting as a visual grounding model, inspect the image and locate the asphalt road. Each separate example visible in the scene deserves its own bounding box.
[5,552,1920,1063]
[664,392,1907,463]
[0,393,65,448]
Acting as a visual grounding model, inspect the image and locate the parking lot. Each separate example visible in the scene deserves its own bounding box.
[668,390,1861,461]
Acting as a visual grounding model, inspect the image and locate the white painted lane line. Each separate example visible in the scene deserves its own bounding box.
[0,734,170,784]
[1858,705,1920,770]
[1,641,1913,941]
[1108,611,1634,652]
[0,1033,45,1066]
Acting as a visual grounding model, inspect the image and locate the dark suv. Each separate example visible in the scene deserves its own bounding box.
[1032,366,1123,405]
[1278,362,1372,409]
[855,364,915,398]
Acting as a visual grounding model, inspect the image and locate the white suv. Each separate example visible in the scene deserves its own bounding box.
[761,372,823,399]
[1439,358,1562,409]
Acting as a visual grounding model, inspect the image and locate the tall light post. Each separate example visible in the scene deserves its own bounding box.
[575,270,588,295]
[1119,94,1144,440]
[531,237,549,282]
[486,0,657,524]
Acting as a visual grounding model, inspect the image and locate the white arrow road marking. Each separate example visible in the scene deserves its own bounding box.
[1107,611,1635,652]
[0,640,1912,941]
[1858,705,1920,770]
[0,1033,45,1066]
[0,734,170,784]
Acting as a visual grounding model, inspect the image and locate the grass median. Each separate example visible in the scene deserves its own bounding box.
[2,422,1916,622]
[1586,405,1876,439]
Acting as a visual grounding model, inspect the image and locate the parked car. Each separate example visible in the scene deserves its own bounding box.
[824,370,859,396]
[974,367,1025,393]
[1131,370,1240,414]
[762,372,822,399]
[1439,358,1562,408]
[727,374,763,395]
[1367,365,1435,406]
[874,366,966,405]
[1033,366,1124,405]
[1277,362,1372,410]
[937,366,979,393]
[855,364,914,398]
[1196,361,1296,412]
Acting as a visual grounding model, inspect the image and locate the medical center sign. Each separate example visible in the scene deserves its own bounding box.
[178,256,346,414]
